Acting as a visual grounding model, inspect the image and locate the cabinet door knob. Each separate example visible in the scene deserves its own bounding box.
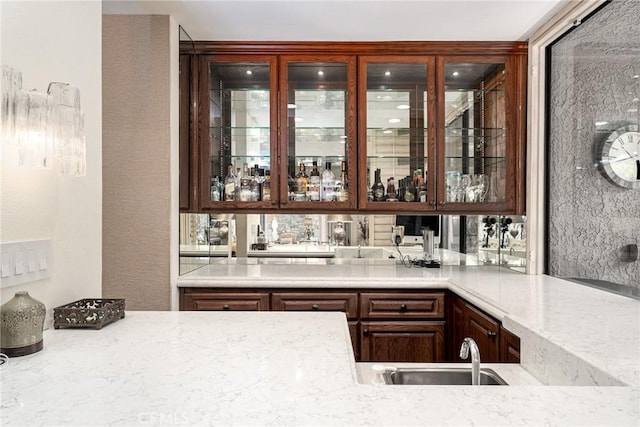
[487,330,497,337]
[439,200,446,206]
[281,200,288,206]
[311,304,319,310]
[400,304,408,311]
[222,304,230,310]
[363,328,370,336]
[271,200,277,206]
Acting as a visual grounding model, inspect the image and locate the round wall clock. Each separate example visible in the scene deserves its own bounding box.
[596,124,640,189]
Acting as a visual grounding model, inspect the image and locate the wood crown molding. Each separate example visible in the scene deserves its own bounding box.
[180,41,528,56]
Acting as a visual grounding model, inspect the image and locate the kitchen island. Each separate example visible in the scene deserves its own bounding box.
[1,310,638,426]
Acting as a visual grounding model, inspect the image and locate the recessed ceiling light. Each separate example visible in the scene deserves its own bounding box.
[388,118,401,124]
[287,104,297,109]
[452,71,460,77]
[384,71,391,76]
[245,70,253,75]
[294,117,304,122]
[396,104,410,110]
[595,121,608,126]
[317,70,325,76]
[383,130,393,134]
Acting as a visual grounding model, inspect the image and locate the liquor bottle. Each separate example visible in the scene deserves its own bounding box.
[372,168,385,201]
[336,161,348,202]
[261,170,271,201]
[294,162,308,201]
[224,164,236,201]
[249,165,260,201]
[321,161,336,201]
[239,163,252,201]
[366,167,374,202]
[404,175,415,202]
[210,176,222,202]
[309,161,321,201]
[416,168,427,203]
[386,177,398,202]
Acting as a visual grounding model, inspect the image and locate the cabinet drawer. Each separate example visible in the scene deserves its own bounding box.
[182,292,269,311]
[272,292,358,319]
[360,292,445,319]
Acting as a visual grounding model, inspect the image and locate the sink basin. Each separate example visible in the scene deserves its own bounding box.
[383,368,508,386]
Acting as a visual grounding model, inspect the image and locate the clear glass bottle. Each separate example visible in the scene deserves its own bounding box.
[294,162,309,201]
[262,170,271,201]
[372,168,385,201]
[366,167,374,202]
[224,164,236,201]
[249,165,260,201]
[309,161,321,201]
[239,163,252,202]
[336,161,348,202]
[386,177,398,202]
[321,161,336,202]
[211,176,222,202]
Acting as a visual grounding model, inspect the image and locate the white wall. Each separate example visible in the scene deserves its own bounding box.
[0,1,102,322]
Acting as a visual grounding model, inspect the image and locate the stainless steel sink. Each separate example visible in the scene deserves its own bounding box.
[383,367,508,385]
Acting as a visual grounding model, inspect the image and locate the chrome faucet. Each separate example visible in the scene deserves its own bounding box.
[459,337,481,385]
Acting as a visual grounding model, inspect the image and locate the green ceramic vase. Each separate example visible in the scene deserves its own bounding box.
[0,291,46,357]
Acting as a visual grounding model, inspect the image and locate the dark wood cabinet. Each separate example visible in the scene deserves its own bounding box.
[179,287,518,363]
[360,321,445,362]
[446,292,518,363]
[180,41,527,214]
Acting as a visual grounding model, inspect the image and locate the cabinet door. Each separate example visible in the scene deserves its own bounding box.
[360,321,445,362]
[436,55,523,213]
[181,291,270,311]
[358,56,437,211]
[271,292,358,319]
[465,303,501,362]
[278,55,357,210]
[500,327,521,363]
[447,293,466,361]
[199,55,279,210]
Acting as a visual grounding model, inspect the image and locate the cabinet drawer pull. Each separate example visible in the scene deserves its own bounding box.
[222,304,230,310]
[400,304,408,311]
[311,304,319,310]
[487,330,497,337]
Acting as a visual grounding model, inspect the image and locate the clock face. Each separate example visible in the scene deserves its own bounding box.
[598,126,640,189]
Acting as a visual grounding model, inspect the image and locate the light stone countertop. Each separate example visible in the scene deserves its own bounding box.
[1,311,638,426]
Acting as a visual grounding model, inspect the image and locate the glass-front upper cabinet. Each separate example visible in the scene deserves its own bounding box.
[436,56,519,212]
[278,56,357,210]
[358,57,436,211]
[200,55,278,209]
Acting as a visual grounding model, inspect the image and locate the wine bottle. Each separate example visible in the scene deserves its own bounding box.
[372,168,385,201]
[309,161,321,201]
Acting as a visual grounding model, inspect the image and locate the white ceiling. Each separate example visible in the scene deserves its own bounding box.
[103,0,568,41]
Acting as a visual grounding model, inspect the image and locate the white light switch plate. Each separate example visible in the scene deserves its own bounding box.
[0,240,51,288]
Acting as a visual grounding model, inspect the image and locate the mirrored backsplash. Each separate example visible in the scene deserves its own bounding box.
[179,213,526,275]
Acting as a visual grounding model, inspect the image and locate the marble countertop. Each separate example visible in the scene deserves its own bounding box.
[179,262,640,388]
[2,311,638,426]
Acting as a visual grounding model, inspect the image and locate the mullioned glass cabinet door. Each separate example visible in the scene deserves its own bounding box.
[199,55,279,210]
[278,55,357,210]
[358,57,437,212]
[436,56,517,212]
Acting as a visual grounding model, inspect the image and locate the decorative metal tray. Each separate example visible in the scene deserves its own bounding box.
[53,299,125,330]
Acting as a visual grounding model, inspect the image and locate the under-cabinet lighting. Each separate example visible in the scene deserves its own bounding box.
[245,70,253,75]
[384,71,391,76]
[396,104,410,110]
[452,71,460,77]
[317,70,324,76]
[383,130,393,134]
[388,118,401,124]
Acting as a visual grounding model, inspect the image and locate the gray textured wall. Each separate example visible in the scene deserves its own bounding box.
[102,15,172,310]
[548,0,639,290]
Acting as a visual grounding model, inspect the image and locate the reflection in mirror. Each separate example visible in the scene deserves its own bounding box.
[179,213,526,274]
